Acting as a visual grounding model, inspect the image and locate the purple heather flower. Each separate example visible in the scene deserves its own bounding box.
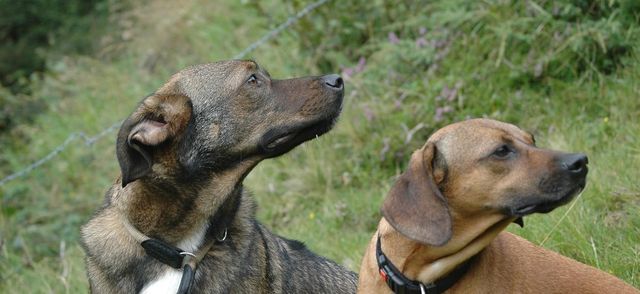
[435,39,447,48]
[434,106,454,122]
[341,67,354,79]
[440,85,450,98]
[362,104,375,121]
[355,57,366,72]
[434,107,445,122]
[416,37,427,48]
[447,88,457,102]
[388,32,399,44]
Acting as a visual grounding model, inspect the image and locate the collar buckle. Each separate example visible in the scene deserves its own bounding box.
[420,282,437,294]
[216,228,228,242]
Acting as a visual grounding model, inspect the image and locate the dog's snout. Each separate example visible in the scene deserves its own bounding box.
[560,153,588,174]
[322,74,343,90]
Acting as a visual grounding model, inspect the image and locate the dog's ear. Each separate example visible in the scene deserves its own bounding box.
[382,143,452,246]
[116,93,192,187]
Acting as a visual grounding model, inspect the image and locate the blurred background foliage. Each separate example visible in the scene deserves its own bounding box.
[0,0,108,88]
[0,0,118,145]
[1,0,639,292]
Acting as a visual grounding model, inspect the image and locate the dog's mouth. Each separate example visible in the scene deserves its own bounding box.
[509,184,584,218]
[259,115,339,157]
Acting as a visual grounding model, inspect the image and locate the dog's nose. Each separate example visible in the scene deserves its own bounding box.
[559,153,588,173]
[321,74,343,90]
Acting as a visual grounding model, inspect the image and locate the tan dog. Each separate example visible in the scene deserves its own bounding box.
[358,119,638,293]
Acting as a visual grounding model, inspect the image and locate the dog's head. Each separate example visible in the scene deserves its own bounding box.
[116,60,344,187]
[382,118,588,246]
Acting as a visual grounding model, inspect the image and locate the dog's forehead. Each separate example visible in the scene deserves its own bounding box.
[160,60,256,107]
[428,119,533,157]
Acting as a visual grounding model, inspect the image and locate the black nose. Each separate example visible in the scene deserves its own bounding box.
[321,74,343,90]
[559,153,588,173]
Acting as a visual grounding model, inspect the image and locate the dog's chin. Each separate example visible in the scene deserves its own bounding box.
[506,185,584,218]
[259,115,338,158]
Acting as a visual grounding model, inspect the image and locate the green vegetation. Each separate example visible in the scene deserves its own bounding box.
[0,0,112,138]
[1,0,639,292]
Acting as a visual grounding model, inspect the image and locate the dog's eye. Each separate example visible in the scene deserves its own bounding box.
[247,74,260,86]
[492,145,514,158]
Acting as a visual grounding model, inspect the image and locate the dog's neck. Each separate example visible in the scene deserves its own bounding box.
[113,160,258,244]
[379,214,515,284]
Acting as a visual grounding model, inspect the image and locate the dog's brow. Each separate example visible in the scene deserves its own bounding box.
[252,63,271,79]
[248,61,271,78]
[528,133,536,145]
[510,133,534,146]
[262,68,271,78]
[501,136,515,145]
[245,60,258,71]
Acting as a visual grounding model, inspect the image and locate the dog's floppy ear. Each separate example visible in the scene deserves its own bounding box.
[116,93,192,187]
[382,142,452,246]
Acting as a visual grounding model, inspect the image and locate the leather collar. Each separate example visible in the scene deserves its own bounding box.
[122,192,241,294]
[376,234,476,294]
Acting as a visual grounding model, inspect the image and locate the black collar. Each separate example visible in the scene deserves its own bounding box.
[137,192,242,294]
[376,235,475,294]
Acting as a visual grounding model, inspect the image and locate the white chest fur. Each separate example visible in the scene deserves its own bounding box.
[140,223,209,294]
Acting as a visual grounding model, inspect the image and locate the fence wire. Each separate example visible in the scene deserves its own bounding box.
[0,0,329,187]
[233,0,328,59]
[0,122,121,186]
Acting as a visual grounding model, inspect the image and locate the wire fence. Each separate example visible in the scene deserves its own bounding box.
[233,0,328,59]
[0,0,330,187]
[0,122,121,186]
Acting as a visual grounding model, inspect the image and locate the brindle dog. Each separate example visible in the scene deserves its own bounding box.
[81,60,357,293]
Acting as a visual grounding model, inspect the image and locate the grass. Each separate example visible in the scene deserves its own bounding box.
[1,0,639,292]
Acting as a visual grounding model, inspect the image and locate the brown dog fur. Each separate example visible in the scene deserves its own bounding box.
[358,118,638,293]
